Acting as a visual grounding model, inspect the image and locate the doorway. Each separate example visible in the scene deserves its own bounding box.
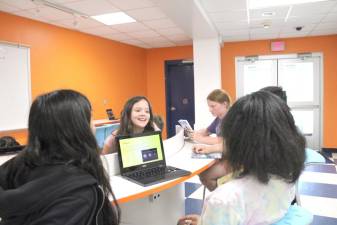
[235,53,323,150]
[165,60,195,138]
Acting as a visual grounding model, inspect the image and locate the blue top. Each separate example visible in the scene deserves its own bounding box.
[207,117,221,136]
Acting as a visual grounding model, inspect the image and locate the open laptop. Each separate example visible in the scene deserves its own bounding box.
[116,131,191,187]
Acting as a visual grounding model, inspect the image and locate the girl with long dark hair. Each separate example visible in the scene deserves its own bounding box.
[0,89,120,225]
[102,96,158,154]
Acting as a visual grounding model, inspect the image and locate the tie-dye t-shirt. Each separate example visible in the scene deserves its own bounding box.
[199,175,295,225]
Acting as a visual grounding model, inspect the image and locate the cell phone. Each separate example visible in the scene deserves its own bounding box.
[178,119,193,131]
[106,109,115,120]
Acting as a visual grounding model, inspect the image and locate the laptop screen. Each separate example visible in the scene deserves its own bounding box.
[117,131,165,170]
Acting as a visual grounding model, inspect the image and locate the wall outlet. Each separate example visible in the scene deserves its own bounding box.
[149,193,160,202]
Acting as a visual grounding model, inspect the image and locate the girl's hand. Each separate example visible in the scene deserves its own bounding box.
[177,215,200,225]
[192,144,210,154]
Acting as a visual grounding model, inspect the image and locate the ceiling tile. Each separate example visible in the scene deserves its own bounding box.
[26,6,74,21]
[0,2,20,12]
[0,0,36,10]
[309,28,337,36]
[164,34,191,42]
[249,6,289,20]
[108,0,154,10]
[11,9,51,23]
[140,36,170,44]
[250,27,281,35]
[280,24,315,33]
[149,42,175,48]
[215,20,249,30]
[322,13,337,23]
[64,0,118,16]
[279,32,309,38]
[100,32,133,41]
[125,7,167,21]
[199,0,246,12]
[49,0,81,3]
[142,18,176,29]
[111,22,150,32]
[174,40,193,46]
[220,29,249,36]
[128,30,161,38]
[249,18,286,28]
[208,10,247,22]
[80,25,120,35]
[315,22,337,30]
[119,39,147,46]
[332,3,337,12]
[286,14,325,26]
[290,1,337,17]
[249,32,279,40]
[221,35,249,42]
[156,27,185,36]
[55,17,103,29]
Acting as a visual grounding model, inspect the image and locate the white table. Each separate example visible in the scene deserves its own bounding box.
[104,130,214,225]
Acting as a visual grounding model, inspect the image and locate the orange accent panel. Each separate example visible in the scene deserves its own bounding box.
[146,46,193,138]
[0,11,147,143]
[116,160,215,203]
[221,35,337,148]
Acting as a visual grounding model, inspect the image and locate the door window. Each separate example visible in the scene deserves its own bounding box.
[236,54,322,150]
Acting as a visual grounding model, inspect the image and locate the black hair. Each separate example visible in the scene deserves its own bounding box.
[260,86,287,103]
[24,89,119,224]
[117,96,155,135]
[221,91,305,184]
[0,136,20,148]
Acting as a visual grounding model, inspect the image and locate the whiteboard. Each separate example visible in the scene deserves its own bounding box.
[0,43,31,131]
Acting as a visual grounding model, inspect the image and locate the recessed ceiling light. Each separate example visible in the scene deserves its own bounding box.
[91,12,136,25]
[262,11,276,17]
[249,0,328,9]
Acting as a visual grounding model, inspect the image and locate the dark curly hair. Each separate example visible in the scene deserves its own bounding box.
[221,91,305,184]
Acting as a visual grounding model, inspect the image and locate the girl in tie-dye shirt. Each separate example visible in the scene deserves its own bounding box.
[178,91,305,225]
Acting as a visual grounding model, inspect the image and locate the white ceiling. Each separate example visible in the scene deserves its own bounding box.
[200,0,337,42]
[0,0,336,48]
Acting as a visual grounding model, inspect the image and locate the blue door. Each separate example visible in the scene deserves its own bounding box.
[165,60,195,137]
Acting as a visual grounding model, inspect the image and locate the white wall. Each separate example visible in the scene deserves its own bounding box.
[193,37,222,129]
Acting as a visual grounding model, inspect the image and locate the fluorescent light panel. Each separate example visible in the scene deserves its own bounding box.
[249,0,328,9]
[92,12,136,25]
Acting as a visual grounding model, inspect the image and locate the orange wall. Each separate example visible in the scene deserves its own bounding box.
[221,35,337,148]
[146,46,193,137]
[0,12,147,144]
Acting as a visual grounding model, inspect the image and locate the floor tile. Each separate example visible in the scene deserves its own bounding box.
[185,198,203,215]
[188,185,211,200]
[312,215,337,225]
[305,164,337,173]
[185,182,202,197]
[300,171,337,185]
[299,182,337,198]
[300,195,337,218]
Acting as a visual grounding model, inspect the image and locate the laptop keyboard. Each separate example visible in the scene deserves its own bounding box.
[126,166,175,180]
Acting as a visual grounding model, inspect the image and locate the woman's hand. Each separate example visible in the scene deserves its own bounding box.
[177,215,200,225]
[192,144,211,154]
[187,131,205,143]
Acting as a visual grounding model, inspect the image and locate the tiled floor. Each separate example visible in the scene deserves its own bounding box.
[184,153,337,224]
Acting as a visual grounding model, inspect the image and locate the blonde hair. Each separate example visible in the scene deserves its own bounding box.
[207,89,231,106]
